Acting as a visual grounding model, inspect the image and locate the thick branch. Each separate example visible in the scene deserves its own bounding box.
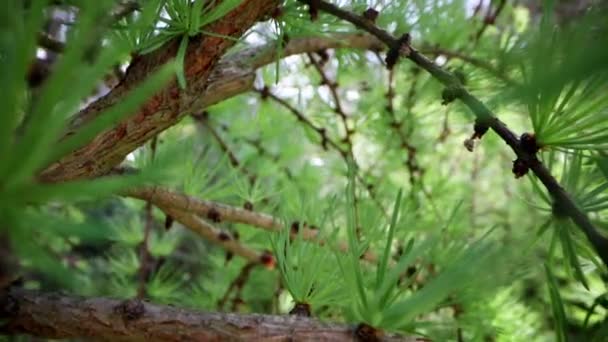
[300,0,608,267]
[39,0,280,182]
[0,288,412,341]
[38,29,496,184]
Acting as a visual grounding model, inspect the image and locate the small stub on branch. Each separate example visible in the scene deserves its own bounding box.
[243,201,254,211]
[355,323,384,342]
[512,158,529,178]
[385,33,411,69]
[259,250,275,269]
[520,132,540,154]
[207,208,222,223]
[289,302,312,317]
[115,298,145,321]
[463,118,490,152]
[362,8,379,23]
[164,214,174,231]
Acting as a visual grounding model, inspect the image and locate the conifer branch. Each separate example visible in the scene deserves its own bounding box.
[124,187,378,262]
[0,288,413,341]
[299,0,608,267]
[36,26,496,185]
[256,86,387,217]
[126,187,282,231]
[158,205,269,266]
[218,262,257,310]
[385,68,421,185]
[191,112,258,185]
[420,47,515,85]
[39,0,280,182]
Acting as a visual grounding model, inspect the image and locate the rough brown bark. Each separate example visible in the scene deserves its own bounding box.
[0,288,414,341]
[39,0,279,183]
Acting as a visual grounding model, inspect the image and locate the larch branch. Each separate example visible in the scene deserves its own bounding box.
[0,288,414,341]
[124,186,377,262]
[39,0,280,183]
[299,0,608,267]
[158,205,267,266]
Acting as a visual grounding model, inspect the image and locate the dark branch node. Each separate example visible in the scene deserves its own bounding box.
[354,323,383,342]
[289,302,312,317]
[315,49,329,65]
[290,221,300,234]
[473,118,490,139]
[243,201,254,211]
[207,208,222,223]
[385,33,411,70]
[164,214,174,231]
[260,86,270,100]
[271,5,284,19]
[512,158,529,179]
[218,231,232,241]
[520,133,540,154]
[115,299,145,321]
[362,8,379,23]
[259,250,275,268]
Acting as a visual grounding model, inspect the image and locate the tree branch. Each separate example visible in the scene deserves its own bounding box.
[39,0,280,183]
[299,0,608,267]
[158,205,269,266]
[126,187,282,231]
[0,288,413,341]
[124,186,378,262]
[38,28,496,184]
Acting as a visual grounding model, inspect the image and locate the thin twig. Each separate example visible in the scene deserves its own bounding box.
[386,68,421,186]
[192,112,257,185]
[218,262,257,311]
[474,0,506,42]
[255,86,343,153]
[256,86,387,216]
[306,52,350,141]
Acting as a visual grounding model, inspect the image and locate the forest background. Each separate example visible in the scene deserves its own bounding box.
[1,0,607,341]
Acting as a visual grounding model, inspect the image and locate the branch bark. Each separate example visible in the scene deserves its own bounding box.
[39,0,280,183]
[159,205,268,265]
[0,288,413,341]
[125,186,378,262]
[38,28,499,185]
